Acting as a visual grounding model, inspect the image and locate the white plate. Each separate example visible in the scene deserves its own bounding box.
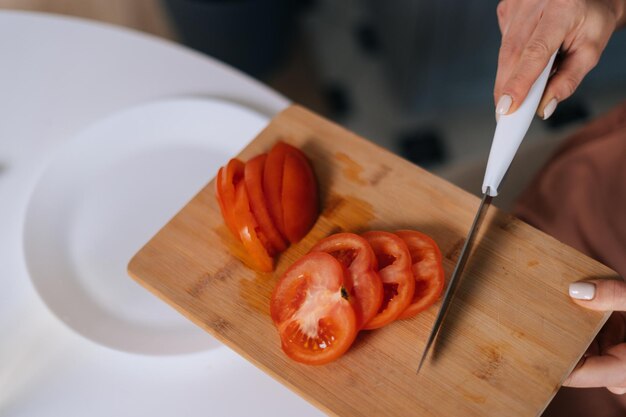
[23,98,269,355]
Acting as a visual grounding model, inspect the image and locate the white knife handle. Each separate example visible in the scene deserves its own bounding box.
[482,52,557,197]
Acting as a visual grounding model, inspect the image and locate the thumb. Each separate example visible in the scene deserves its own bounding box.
[563,344,626,388]
[569,279,626,311]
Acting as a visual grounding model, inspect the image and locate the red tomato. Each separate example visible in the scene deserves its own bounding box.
[395,230,445,319]
[264,141,319,243]
[244,154,288,254]
[361,231,414,330]
[232,181,274,273]
[270,252,357,365]
[309,233,383,329]
[215,158,244,239]
[262,143,287,239]
[281,150,318,242]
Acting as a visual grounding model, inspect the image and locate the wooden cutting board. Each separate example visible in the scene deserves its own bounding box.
[128,105,616,417]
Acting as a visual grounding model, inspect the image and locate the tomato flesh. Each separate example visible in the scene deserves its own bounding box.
[270,252,357,365]
[395,230,445,319]
[310,233,383,329]
[233,182,274,272]
[215,159,245,239]
[361,231,414,330]
[244,154,288,254]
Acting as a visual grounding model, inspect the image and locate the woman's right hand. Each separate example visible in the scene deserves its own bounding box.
[494,0,626,120]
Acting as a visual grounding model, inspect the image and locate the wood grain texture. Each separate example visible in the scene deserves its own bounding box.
[128,105,616,417]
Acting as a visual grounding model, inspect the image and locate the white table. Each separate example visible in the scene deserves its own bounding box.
[0,10,322,417]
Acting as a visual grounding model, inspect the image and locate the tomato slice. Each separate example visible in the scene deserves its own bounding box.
[263,142,288,240]
[215,159,245,239]
[232,181,274,272]
[309,233,383,329]
[281,150,319,243]
[244,154,288,254]
[395,230,445,319]
[270,252,357,365]
[361,231,414,330]
[264,141,319,243]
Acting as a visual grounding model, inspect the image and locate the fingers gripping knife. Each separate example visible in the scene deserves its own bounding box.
[417,52,558,373]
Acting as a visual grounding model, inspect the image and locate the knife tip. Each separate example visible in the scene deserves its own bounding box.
[416,354,427,374]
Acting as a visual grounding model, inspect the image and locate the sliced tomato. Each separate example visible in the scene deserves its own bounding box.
[244,153,288,254]
[270,252,357,365]
[263,142,288,239]
[361,231,414,330]
[264,141,319,243]
[395,230,445,319]
[309,233,383,329]
[215,158,245,239]
[232,182,274,272]
[281,150,319,243]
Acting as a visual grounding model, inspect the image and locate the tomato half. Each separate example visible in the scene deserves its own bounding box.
[361,231,414,330]
[395,230,445,319]
[244,154,288,254]
[264,141,319,243]
[232,182,274,273]
[270,252,357,365]
[215,158,245,239]
[309,233,383,329]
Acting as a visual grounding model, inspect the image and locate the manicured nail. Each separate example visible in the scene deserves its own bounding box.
[569,282,596,300]
[496,95,512,115]
[543,98,558,120]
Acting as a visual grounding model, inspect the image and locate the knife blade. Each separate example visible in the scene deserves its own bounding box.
[416,188,492,373]
[416,51,557,373]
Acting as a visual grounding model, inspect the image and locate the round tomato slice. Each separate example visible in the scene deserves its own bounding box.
[270,252,357,365]
[215,158,244,239]
[361,231,414,330]
[233,182,274,272]
[244,153,288,254]
[395,230,445,319]
[309,233,383,329]
[264,141,319,243]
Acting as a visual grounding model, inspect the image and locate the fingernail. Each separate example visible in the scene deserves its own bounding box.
[496,95,512,115]
[495,112,500,123]
[543,98,558,120]
[569,282,596,300]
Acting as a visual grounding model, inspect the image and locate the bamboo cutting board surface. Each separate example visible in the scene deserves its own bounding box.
[128,105,616,417]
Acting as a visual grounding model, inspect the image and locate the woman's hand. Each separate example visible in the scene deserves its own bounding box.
[494,0,626,120]
[566,280,626,394]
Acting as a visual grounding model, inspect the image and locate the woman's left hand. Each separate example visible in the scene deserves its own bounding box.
[565,279,626,394]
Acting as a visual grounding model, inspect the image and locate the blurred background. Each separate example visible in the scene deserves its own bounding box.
[3,0,625,210]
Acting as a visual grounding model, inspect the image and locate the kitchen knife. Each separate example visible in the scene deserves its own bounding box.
[417,51,558,373]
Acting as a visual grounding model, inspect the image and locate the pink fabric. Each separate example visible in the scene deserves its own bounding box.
[515,101,626,278]
[513,102,626,416]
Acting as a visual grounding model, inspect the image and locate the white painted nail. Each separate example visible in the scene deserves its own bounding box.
[543,98,558,120]
[496,95,512,115]
[569,282,596,300]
